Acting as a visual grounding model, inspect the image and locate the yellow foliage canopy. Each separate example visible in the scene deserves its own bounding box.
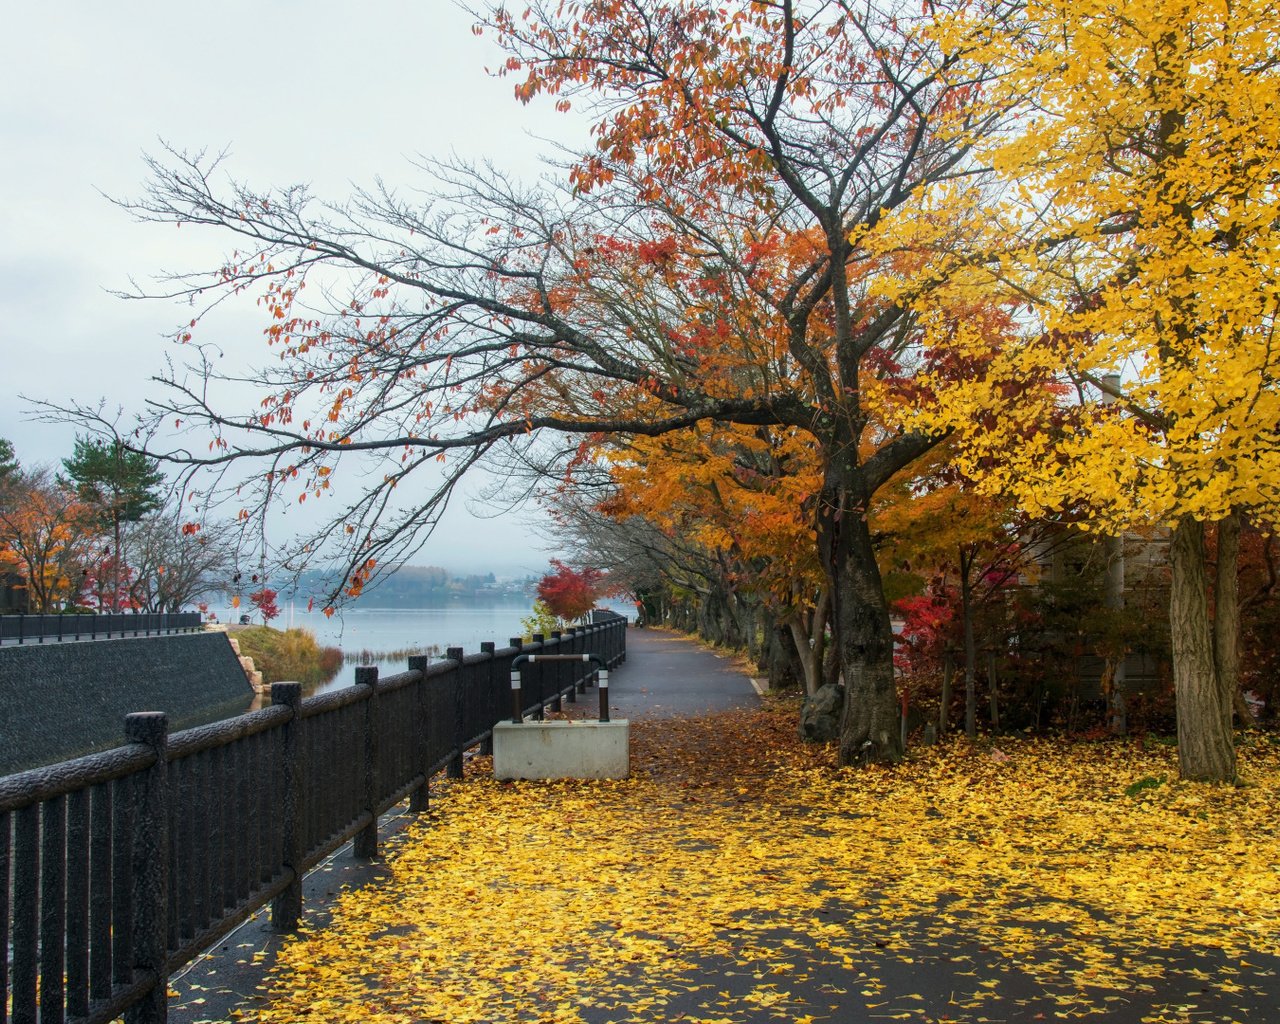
[929,0,1280,528]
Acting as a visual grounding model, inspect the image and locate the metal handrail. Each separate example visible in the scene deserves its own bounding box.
[509,652,611,722]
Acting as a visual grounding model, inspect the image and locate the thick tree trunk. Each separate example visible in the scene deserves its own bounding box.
[1169,516,1236,782]
[720,588,747,649]
[765,619,804,690]
[818,467,901,766]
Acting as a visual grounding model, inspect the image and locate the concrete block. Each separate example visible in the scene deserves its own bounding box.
[492,720,630,780]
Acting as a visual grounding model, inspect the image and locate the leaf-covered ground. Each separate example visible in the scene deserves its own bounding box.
[241,703,1280,1023]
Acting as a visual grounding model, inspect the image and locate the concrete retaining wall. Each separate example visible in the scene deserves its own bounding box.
[0,631,254,775]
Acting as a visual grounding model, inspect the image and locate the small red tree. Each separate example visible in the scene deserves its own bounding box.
[249,587,281,624]
[536,561,603,624]
[78,549,137,612]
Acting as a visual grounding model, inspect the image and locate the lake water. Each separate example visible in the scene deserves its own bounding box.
[214,600,633,693]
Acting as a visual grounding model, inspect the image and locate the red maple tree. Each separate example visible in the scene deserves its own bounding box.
[536,561,603,623]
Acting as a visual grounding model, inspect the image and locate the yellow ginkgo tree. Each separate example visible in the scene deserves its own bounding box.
[931,0,1280,781]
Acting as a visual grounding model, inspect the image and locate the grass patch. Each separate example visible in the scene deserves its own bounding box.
[233,625,344,686]
[1123,773,1167,797]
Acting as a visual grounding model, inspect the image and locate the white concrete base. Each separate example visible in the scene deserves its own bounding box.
[492,720,630,780]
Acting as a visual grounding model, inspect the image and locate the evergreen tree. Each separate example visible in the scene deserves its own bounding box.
[61,437,164,609]
[0,438,17,483]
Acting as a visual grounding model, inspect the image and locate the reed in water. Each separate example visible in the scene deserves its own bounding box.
[344,643,442,665]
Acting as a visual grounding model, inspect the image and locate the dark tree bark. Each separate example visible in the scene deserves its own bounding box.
[1170,516,1236,782]
[818,455,901,764]
[766,619,805,690]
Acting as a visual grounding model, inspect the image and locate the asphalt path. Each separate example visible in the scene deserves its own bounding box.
[603,626,762,719]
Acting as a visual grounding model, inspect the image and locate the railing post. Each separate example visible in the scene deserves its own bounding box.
[41,793,67,1024]
[447,647,466,779]
[353,666,379,860]
[123,712,169,1024]
[270,682,304,931]
[407,655,430,812]
[479,642,496,754]
[549,631,563,711]
[12,803,39,1024]
[530,635,545,719]
[565,628,579,702]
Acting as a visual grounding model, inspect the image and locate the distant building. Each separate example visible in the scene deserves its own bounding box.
[1,571,29,613]
[1021,526,1171,699]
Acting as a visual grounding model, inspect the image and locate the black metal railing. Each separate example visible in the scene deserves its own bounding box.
[0,616,626,1024]
[0,612,203,645]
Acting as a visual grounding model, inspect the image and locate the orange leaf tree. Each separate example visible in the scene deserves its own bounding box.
[0,468,98,613]
[83,1,1032,766]
[600,421,831,693]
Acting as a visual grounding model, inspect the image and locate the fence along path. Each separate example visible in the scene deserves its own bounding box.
[0,617,626,1024]
[0,613,202,646]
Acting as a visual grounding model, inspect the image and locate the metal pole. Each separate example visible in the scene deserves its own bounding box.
[123,713,169,1024]
[510,665,523,724]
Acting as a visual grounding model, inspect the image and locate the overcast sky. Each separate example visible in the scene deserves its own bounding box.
[0,2,590,575]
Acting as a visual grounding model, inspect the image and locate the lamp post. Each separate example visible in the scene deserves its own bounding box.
[1100,372,1127,735]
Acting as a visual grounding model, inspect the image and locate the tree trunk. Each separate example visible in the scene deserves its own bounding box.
[766,619,804,690]
[1169,516,1236,782]
[939,649,953,735]
[743,599,763,665]
[986,648,1000,732]
[112,511,123,611]
[784,587,830,696]
[818,466,901,766]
